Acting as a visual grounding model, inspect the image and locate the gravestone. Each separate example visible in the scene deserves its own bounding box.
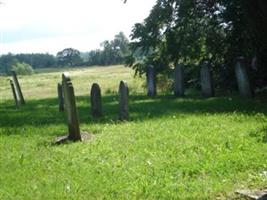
[235,57,253,98]
[147,65,156,97]
[57,83,64,112]
[174,64,185,97]
[119,80,129,120]
[10,79,19,107]
[90,83,102,117]
[62,72,81,141]
[200,61,214,98]
[11,71,25,104]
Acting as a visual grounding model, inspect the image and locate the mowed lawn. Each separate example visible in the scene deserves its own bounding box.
[0,65,266,199]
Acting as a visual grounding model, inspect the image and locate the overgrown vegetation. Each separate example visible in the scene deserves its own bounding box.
[0,66,266,199]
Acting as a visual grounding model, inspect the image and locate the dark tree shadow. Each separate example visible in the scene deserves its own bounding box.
[1,93,267,131]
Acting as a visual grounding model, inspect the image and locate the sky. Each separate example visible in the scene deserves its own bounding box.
[0,0,156,55]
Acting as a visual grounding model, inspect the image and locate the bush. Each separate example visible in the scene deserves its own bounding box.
[157,74,173,93]
[12,62,34,75]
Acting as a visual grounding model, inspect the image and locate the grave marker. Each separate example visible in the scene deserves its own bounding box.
[90,83,102,117]
[200,61,214,98]
[147,65,156,97]
[174,64,185,97]
[11,71,25,104]
[57,83,64,112]
[62,72,81,141]
[10,79,19,107]
[119,80,129,120]
[235,57,253,98]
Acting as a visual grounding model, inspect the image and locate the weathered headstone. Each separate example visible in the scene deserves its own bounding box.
[10,79,19,107]
[90,83,102,117]
[57,83,64,112]
[235,57,253,98]
[147,65,156,97]
[11,71,25,104]
[119,80,129,120]
[174,64,185,97]
[200,61,214,98]
[62,72,81,141]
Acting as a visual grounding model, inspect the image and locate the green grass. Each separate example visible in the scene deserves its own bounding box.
[0,65,267,199]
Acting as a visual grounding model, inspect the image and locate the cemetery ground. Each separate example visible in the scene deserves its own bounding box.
[0,65,267,199]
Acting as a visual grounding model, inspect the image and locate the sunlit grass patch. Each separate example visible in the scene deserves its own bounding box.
[0,65,266,199]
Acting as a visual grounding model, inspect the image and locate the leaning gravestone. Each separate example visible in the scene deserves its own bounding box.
[10,79,19,107]
[11,71,25,105]
[119,80,129,120]
[90,83,102,117]
[174,64,185,97]
[235,57,253,98]
[147,65,156,97]
[200,61,214,98]
[57,83,64,112]
[62,72,81,141]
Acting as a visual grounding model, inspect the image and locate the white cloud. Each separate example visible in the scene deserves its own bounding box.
[0,0,156,54]
[2,33,110,55]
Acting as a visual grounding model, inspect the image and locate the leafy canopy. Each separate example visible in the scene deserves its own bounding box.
[126,0,267,88]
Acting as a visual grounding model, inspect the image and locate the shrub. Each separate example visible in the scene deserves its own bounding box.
[12,62,34,75]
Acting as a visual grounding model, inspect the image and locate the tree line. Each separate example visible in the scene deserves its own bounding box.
[0,32,130,75]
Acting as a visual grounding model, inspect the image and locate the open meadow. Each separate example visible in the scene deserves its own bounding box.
[0,65,267,199]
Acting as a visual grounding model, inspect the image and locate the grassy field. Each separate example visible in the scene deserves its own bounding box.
[0,65,266,199]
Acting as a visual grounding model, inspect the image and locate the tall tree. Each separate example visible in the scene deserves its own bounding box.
[56,48,82,67]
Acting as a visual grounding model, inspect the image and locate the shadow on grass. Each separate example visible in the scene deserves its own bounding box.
[248,127,267,143]
[1,93,267,132]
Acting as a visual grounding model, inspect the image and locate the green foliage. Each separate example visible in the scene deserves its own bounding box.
[127,0,267,91]
[15,53,57,68]
[56,48,83,67]
[11,62,34,75]
[0,53,56,74]
[86,32,130,66]
[0,66,266,199]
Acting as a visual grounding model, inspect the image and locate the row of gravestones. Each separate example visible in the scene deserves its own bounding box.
[57,72,129,142]
[8,56,251,143]
[9,56,252,109]
[147,57,252,98]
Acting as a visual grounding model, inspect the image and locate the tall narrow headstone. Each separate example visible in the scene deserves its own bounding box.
[62,72,81,141]
[10,79,19,107]
[90,83,102,117]
[235,57,252,98]
[11,71,25,105]
[200,61,214,98]
[119,80,129,121]
[147,65,156,97]
[57,83,64,112]
[174,64,185,97]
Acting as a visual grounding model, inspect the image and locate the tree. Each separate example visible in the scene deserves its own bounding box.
[85,32,130,66]
[56,48,82,67]
[127,0,267,90]
[0,53,16,74]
